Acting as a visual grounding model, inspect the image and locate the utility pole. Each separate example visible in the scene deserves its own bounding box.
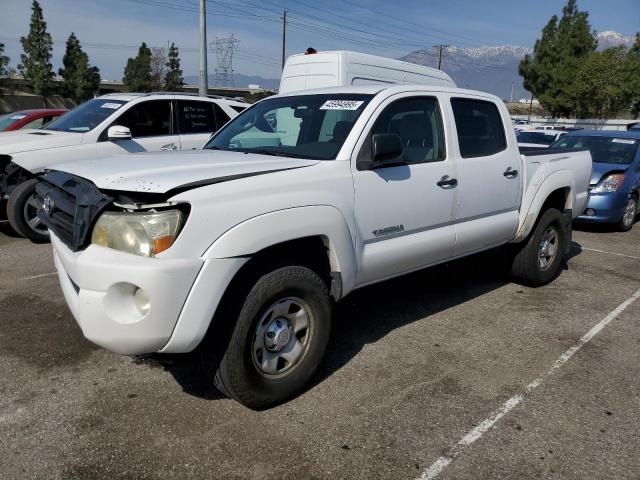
[435,44,450,70]
[281,10,287,70]
[528,91,534,124]
[199,0,208,96]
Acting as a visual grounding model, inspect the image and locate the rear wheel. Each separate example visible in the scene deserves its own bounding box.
[617,196,637,232]
[204,265,331,409]
[7,179,49,242]
[510,208,566,287]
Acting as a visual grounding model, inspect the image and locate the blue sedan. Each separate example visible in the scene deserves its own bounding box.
[551,130,640,231]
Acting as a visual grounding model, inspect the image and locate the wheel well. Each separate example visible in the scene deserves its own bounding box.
[239,236,331,287]
[541,187,570,213]
[1,158,34,198]
[198,236,333,351]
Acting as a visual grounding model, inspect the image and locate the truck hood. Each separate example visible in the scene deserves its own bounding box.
[0,129,84,154]
[590,161,630,185]
[50,149,321,194]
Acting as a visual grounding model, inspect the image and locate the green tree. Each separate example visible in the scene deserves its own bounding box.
[626,33,640,118]
[123,42,152,92]
[519,0,597,116]
[164,42,184,91]
[18,0,54,96]
[574,47,629,118]
[0,43,10,87]
[59,33,101,102]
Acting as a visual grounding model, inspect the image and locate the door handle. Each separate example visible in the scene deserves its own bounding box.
[437,176,458,188]
[503,167,518,178]
[161,143,178,151]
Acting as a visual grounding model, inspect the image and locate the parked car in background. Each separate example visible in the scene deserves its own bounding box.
[0,108,67,131]
[0,93,247,241]
[551,130,640,231]
[517,129,565,150]
[628,121,640,131]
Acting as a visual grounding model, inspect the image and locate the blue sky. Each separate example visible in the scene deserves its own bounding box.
[1,0,638,83]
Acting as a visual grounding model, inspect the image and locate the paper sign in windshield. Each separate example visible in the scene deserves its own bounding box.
[320,100,364,110]
[100,102,122,110]
[10,115,27,120]
[611,138,636,145]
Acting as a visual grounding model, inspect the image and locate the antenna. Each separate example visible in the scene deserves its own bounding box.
[211,35,240,87]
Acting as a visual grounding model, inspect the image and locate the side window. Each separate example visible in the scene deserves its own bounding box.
[23,117,45,129]
[451,98,506,158]
[177,100,215,134]
[213,103,231,130]
[116,100,171,138]
[230,105,246,113]
[358,96,446,167]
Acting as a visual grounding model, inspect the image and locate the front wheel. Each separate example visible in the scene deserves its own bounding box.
[510,208,567,287]
[617,196,637,232]
[7,179,50,242]
[205,266,331,409]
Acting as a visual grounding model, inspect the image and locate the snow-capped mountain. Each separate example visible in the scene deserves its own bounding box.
[400,31,635,100]
[596,30,635,50]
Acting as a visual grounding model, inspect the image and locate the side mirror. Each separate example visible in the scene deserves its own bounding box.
[107,125,132,141]
[371,133,404,168]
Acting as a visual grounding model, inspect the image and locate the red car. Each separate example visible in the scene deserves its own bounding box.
[0,108,68,131]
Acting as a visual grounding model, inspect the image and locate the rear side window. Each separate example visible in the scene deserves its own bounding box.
[177,100,216,134]
[451,98,506,158]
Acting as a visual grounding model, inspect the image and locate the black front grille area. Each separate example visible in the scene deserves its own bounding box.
[36,171,114,252]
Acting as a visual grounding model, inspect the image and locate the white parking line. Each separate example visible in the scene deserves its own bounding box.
[417,286,640,480]
[20,272,57,281]
[581,247,640,261]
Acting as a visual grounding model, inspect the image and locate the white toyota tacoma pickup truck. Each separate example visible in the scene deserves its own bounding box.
[35,84,591,408]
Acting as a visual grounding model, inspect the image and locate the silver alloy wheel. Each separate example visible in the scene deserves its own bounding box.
[23,193,49,236]
[252,297,313,377]
[622,197,637,228]
[538,226,558,271]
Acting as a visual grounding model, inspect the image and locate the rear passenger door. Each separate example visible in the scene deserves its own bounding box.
[177,100,231,150]
[449,97,520,256]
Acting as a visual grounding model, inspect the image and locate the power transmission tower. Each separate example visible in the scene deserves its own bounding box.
[435,44,450,70]
[199,0,208,96]
[212,35,240,87]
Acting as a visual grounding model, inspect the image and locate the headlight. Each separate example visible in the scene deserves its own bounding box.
[591,173,624,193]
[91,209,184,257]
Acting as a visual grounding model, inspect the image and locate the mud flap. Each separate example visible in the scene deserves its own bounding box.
[563,209,573,255]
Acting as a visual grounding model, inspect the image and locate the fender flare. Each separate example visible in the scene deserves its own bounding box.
[203,205,357,297]
[513,169,576,243]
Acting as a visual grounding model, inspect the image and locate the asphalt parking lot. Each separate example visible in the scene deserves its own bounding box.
[1,220,639,480]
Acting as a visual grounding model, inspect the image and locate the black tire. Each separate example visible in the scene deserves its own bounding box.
[510,208,567,287]
[617,195,637,232]
[6,179,50,243]
[204,266,331,409]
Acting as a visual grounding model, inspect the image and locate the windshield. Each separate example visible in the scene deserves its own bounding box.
[516,131,557,145]
[44,99,127,133]
[0,112,26,131]
[204,94,373,160]
[551,135,639,164]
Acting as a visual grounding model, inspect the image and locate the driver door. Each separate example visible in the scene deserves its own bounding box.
[96,99,178,155]
[352,94,458,285]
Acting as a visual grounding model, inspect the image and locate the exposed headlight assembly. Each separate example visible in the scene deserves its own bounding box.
[91,209,184,257]
[591,173,625,193]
